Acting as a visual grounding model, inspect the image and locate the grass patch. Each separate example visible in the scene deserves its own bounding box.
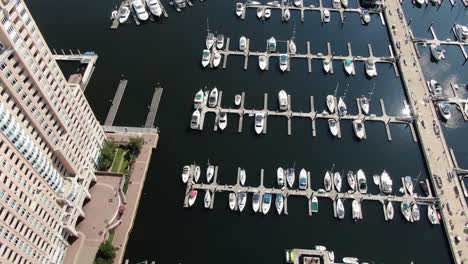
[107,231,115,243]
[111,148,127,173]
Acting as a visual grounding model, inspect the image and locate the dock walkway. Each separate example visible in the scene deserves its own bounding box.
[144,86,164,128]
[104,79,128,126]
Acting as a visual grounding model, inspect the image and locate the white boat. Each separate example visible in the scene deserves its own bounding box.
[334,171,342,192]
[239,168,246,185]
[118,6,130,23]
[258,55,267,70]
[412,203,420,222]
[188,190,198,207]
[299,169,307,190]
[342,257,359,264]
[311,196,318,213]
[343,58,355,75]
[279,54,288,72]
[235,94,242,106]
[190,109,201,129]
[201,49,211,68]
[111,10,119,21]
[294,0,302,7]
[347,171,356,191]
[361,10,370,24]
[428,204,439,224]
[254,112,265,134]
[429,79,443,96]
[193,166,201,182]
[208,87,219,108]
[212,50,221,68]
[194,89,204,108]
[275,194,284,214]
[328,119,338,137]
[430,44,445,61]
[145,0,162,17]
[380,170,393,194]
[338,97,347,116]
[323,57,332,73]
[353,120,365,140]
[404,176,414,195]
[365,59,377,77]
[229,192,237,211]
[315,245,327,251]
[262,193,272,214]
[206,165,214,183]
[239,36,247,51]
[286,167,295,188]
[359,96,370,115]
[204,190,211,208]
[278,90,288,111]
[326,95,336,113]
[267,37,277,52]
[236,3,244,17]
[218,112,227,130]
[324,171,332,192]
[322,9,330,23]
[336,198,345,219]
[256,7,264,19]
[206,33,215,50]
[341,0,348,8]
[438,101,451,121]
[252,192,261,212]
[283,8,290,21]
[264,8,271,18]
[181,165,190,183]
[216,34,224,49]
[373,174,380,185]
[401,202,411,222]
[289,40,297,54]
[328,251,335,262]
[352,199,361,220]
[357,169,367,194]
[132,0,149,21]
[386,201,394,220]
[238,192,247,212]
[332,0,341,8]
[277,167,285,187]
[454,24,468,42]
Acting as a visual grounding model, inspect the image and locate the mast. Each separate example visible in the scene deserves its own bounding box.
[368,83,375,101]
[333,83,339,97]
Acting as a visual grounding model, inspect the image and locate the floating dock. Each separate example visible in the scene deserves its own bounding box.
[412,26,468,61]
[144,85,164,128]
[104,79,128,126]
[52,49,98,91]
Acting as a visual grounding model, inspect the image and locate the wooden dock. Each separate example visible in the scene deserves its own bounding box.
[104,79,128,126]
[144,86,164,128]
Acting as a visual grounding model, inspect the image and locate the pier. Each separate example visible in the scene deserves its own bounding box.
[52,49,98,91]
[412,26,468,62]
[104,79,128,126]
[429,82,468,121]
[144,85,164,128]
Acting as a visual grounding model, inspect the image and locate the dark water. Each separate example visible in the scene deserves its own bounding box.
[27,0,454,263]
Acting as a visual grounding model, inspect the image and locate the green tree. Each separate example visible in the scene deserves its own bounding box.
[98,141,116,171]
[94,240,115,264]
[127,137,144,158]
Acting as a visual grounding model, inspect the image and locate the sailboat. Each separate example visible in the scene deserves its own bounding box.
[193,165,201,183]
[238,192,247,212]
[359,96,370,115]
[357,169,367,194]
[386,201,394,220]
[323,57,332,73]
[328,119,338,137]
[324,171,332,191]
[204,190,211,208]
[252,192,261,212]
[229,192,237,211]
[206,165,214,183]
[256,7,264,19]
[208,87,219,108]
[206,32,215,50]
[218,112,227,130]
[338,97,347,116]
[258,55,267,70]
[289,39,297,54]
[336,198,345,219]
[279,54,288,72]
[239,168,246,185]
[188,190,198,207]
[262,193,272,215]
[287,167,295,188]
[181,165,190,183]
[347,171,356,191]
[277,167,285,187]
[353,120,365,140]
[326,95,336,114]
[334,171,342,192]
[278,90,288,111]
[412,203,420,222]
[404,176,414,195]
[343,58,355,75]
[401,202,411,222]
[275,193,284,215]
[352,199,361,221]
[299,169,307,190]
[311,196,318,213]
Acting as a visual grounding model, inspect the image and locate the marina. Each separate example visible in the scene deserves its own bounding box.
[412,26,468,62]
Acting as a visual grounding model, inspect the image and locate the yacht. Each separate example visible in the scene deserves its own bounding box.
[208,87,219,108]
[322,9,331,23]
[279,54,288,72]
[328,119,338,137]
[132,0,149,21]
[258,55,267,70]
[262,193,272,215]
[324,171,332,191]
[323,57,332,73]
[238,192,247,212]
[299,169,307,190]
[336,198,345,219]
[287,167,295,188]
[206,165,214,183]
[352,199,361,220]
[275,194,284,215]
[343,58,355,75]
[254,112,265,134]
[359,96,370,115]
[412,203,420,222]
[201,49,211,68]
[235,94,242,106]
[430,44,445,61]
[428,204,439,224]
[357,169,367,194]
[294,0,302,6]
[341,0,348,8]
[256,7,264,19]
[386,201,394,220]
[206,33,215,49]
[437,101,451,121]
[326,95,336,113]
[264,8,271,19]
[365,59,377,77]
[334,171,342,192]
[267,37,277,52]
[145,0,162,17]
[311,196,318,213]
[332,0,341,8]
[218,112,227,130]
[278,90,288,111]
[277,167,285,187]
[188,190,198,207]
[289,39,297,54]
[353,120,365,140]
[216,34,224,49]
[193,166,200,182]
[380,170,393,194]
[239,168,246,186]
[252,192,261,212]
[454,24,468,42]
[229,192,237,211]
[204,190,211,208]
[283,8,291,21]
[361,10,370,24]
[236,3,244,17]
[347,171,356,191]
[194,89,204,108]
[118,6,130,23]
[181,165,190,183]
[212,50,221,68]
[239,36,247,51]
[401,202,411,222]
[404,176,413,195]
[338,97,347,116]
[190,109,201,129]
[429,79,443,96]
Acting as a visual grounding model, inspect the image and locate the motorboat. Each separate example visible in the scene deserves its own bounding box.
[343,58,355,75]
[236,3,244,17]
[283,8,290,22]
[206,165,214,183]
[323,57,332,73]
[347,171,356,191]
[322,9,330,23]
[326,95,336,113]
[262,193,272,215]
[430,44,445,61]
[190,109,201,129]
[204,190,211,208]
[352,199,361,220]
[235,94,242,106]
[328,251,335,262]
[229,192,237,211]
[275,193,284,214]
[264,8,271,18]
[278,90,288,111]
[429,79,443,96]
[174,0,186,8]
[206,33,215,49]
[365,59,377,77]
[279,54,288,72]
[254,112,265,134]
[218,112,227,130]
[258,55,267,70]
[454,24,468,42]
[252,192,261,212]
[353,120,365,140]
[437,101,451,121]
[332,0,341,8]
[239,36,247,51]
[238,192,247,212]
[357,169,367,194]
[212,50,221,68]
[428,204,439,224]
[404,176,413,195]
[341,0,348,8]
[299,169,307,190]
[328,119,338,137]
[359,96,370,115]
[256,7,264,19]
[373,174,380,185]
[216,34,225,49]
[386,201,394,220]
[294,0,302,7]
[342,257,359,264]
[380,170,393,194]
[286,167,295,188]
[277,167,285,187]
[193,166,201,182]
[145,0,162,17]
[201,49,211,68]
[187,190,198,207]
[334,171,342,192]
[118,6,130,23]
[338,97,347,116]
[336,198,345,219]
[267,37,277,52]
[194,89,204,108]
[181,165,190,183]
[208,87,219,108]
[401,202,411,222]
[315,245,327,251]
[311,196,318,213]
[289,39,297,54]
[412,203,420,222]
[361,10,370,24]
[420,180,430,197]
[324,171,332,191]
[239,168,246,185]
[132,0,149,21]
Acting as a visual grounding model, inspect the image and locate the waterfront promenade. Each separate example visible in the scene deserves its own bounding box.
[384,2,468,263]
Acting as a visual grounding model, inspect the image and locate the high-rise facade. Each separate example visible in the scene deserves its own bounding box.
[0,0,105,263]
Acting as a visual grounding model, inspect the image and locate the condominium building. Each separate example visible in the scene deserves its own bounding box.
[0,0,106,263]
